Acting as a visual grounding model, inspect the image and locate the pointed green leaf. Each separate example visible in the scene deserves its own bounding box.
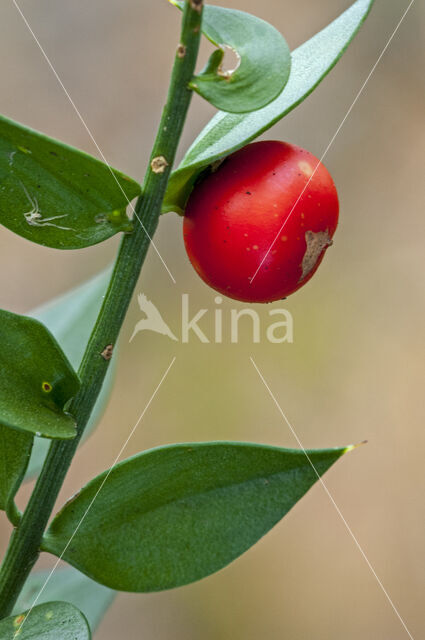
[172,1,291,114]
[25,270,116,479]
[43,442,348,592]
[14,568,115,632]
[163,0,375,214]
[0,601,91,639]
[0,309,80,439]
[0,426,32,519]
[0,114,141,249]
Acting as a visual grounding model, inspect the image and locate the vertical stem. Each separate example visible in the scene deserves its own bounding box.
[0,0,203,618]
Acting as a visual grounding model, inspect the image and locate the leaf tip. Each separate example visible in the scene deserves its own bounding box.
[344,440,368,454]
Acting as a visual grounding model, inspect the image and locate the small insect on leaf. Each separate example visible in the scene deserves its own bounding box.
[0,114,141,249]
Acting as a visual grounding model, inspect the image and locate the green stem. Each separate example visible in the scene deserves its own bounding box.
[0,0,203,618]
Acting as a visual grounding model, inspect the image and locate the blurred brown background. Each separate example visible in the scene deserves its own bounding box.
[0,0,424,638]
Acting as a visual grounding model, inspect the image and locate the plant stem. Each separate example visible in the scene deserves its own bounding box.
[0,0,203,618]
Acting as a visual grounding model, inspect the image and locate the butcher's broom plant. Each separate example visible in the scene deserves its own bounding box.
[0,1,375,636]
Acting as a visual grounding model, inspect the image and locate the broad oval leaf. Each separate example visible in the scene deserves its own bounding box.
[25,269,116,479]
[0,601,91,640]
[0,426,32,519]
[0,309,80,439]
[172,1,291,114]
[0,114,141,249]
[163,0,375,214]
[14,568,115,632]
[43,441,348,592]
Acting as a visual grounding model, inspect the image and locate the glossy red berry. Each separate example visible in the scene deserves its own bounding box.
[183,140,339,303]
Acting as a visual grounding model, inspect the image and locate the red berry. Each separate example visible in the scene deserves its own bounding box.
[183,141,339,303]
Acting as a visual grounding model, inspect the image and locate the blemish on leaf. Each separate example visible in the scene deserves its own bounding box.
[101,344,114,361]
[151,156,169,174]
[17,146,31,155]
[300,230,332,281]
[45,611,54,620]
[42,381,52,393]
[13,615,25,628]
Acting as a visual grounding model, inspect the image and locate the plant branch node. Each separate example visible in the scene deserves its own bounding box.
[151,156,169,174]
[101,344,114,360]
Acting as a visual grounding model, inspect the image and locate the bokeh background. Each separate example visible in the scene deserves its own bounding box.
[0,0,424,638]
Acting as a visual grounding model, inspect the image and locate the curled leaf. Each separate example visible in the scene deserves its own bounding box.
[172,1,291,113]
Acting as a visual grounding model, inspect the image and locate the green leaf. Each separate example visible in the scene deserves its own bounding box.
[0,114,141,249]
[163,0,375,214]
[0,309,80,440]
[14,568,115,632]
[25,270,116,479]
[0,601,91,639]
[0,426,32,519]
[172,1,291,114]
[43,441,348,592]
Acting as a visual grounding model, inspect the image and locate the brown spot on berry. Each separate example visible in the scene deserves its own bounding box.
[300,230,332,281]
